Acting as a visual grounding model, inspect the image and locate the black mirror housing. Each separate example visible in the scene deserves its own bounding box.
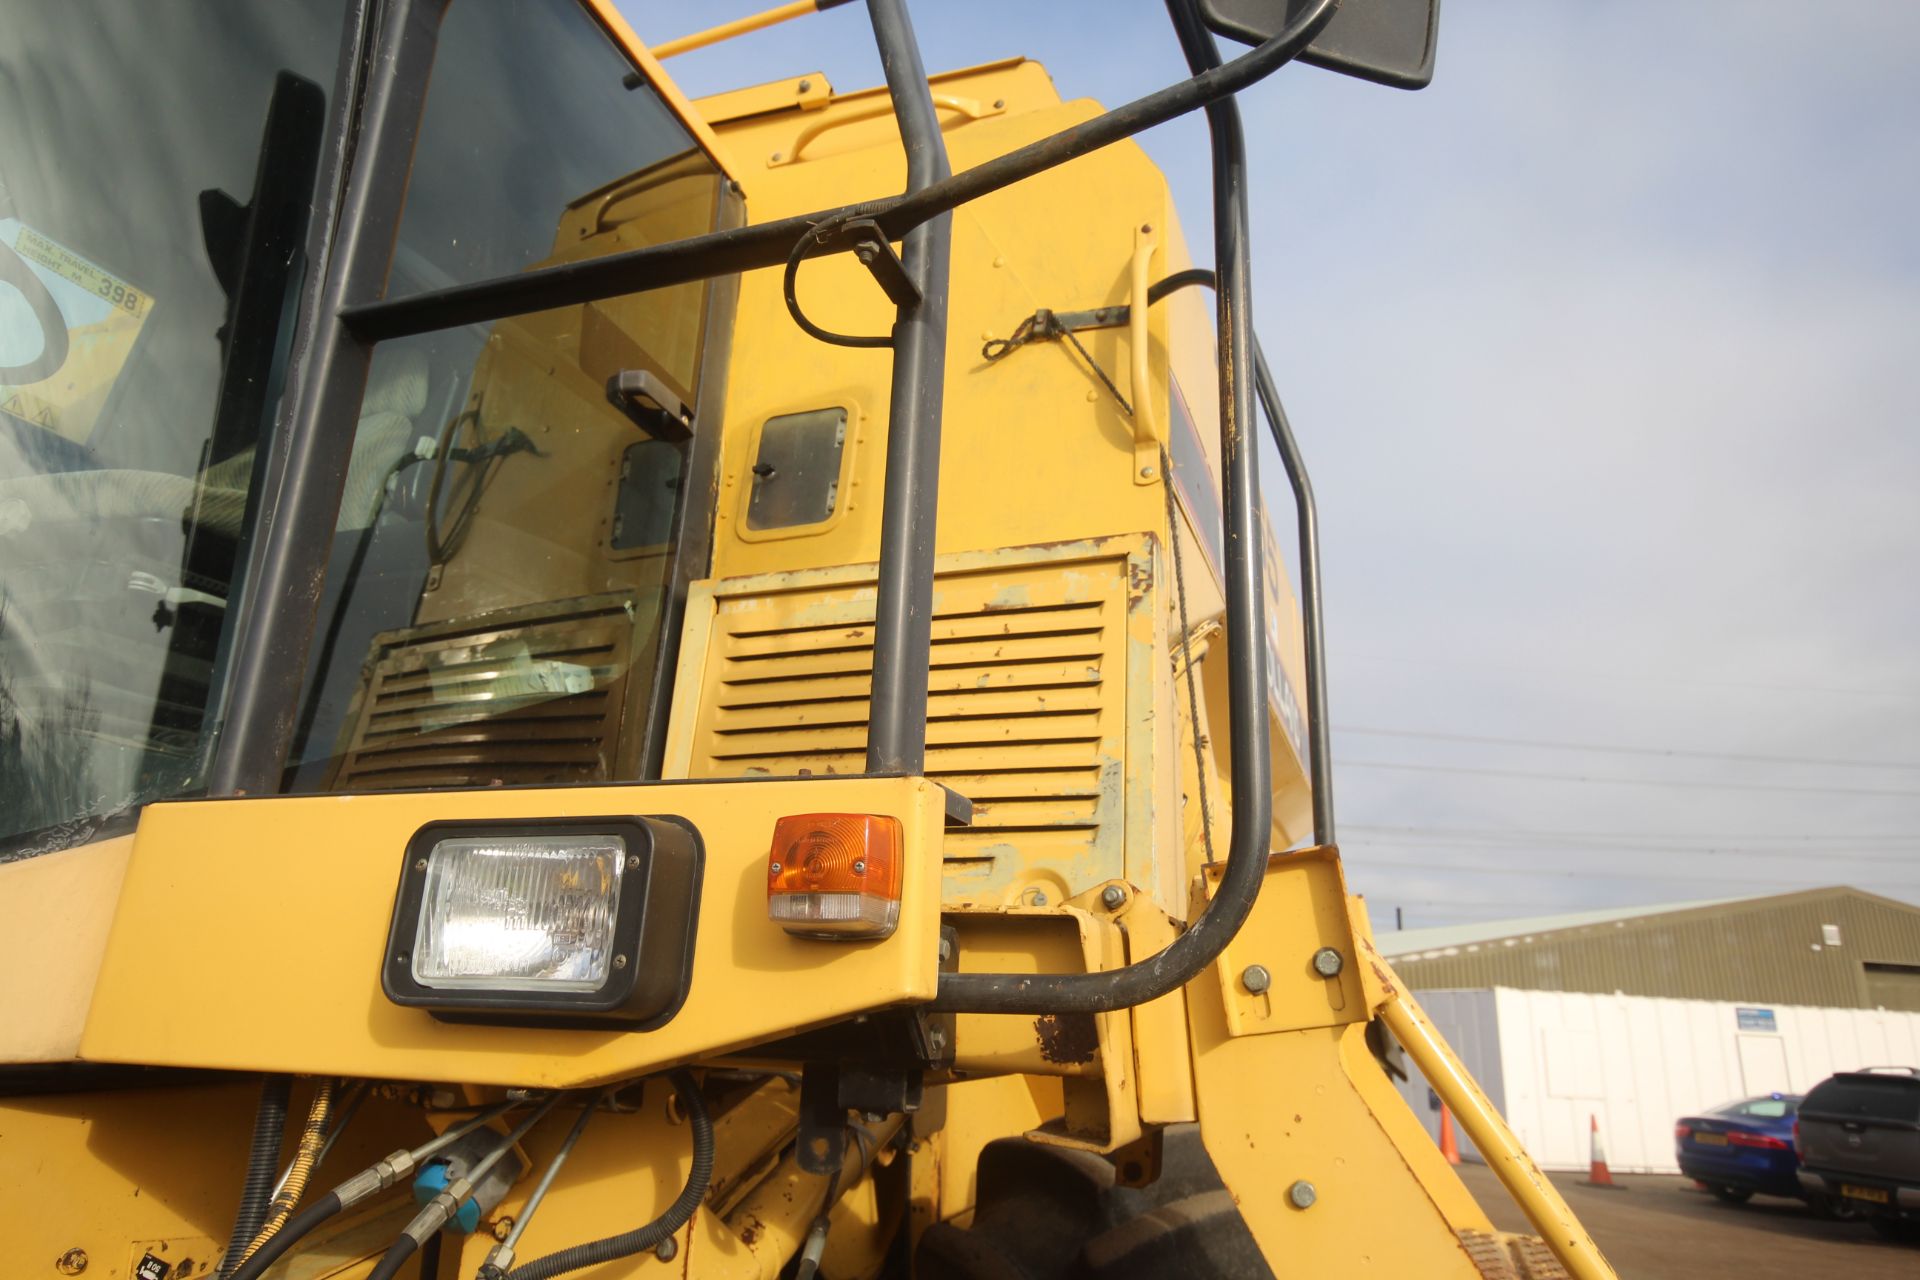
[1201,0,1440,90]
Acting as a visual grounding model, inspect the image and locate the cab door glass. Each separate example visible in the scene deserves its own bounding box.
[0,1,344,856]
[286,0,725,793]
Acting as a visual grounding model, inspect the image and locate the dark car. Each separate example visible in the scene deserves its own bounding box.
[1796,1068,1920,1241]
[1676,1093,1809,1205]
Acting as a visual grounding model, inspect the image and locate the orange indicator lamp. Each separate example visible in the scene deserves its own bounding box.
[767,813,903,939]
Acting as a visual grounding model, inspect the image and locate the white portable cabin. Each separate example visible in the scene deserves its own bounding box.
[1397,987,1920,1175]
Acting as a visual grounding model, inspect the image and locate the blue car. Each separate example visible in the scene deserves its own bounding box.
[1675,1094,1805,1204]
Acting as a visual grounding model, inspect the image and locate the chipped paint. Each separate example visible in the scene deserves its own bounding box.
[984,583,1033,611]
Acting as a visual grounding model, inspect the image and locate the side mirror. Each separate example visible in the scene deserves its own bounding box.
[1200,0,1440,90]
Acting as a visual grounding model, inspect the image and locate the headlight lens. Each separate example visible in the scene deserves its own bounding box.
[413,834,626,991]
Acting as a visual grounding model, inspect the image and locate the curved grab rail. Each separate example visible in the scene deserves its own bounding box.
[769,93,1002,167]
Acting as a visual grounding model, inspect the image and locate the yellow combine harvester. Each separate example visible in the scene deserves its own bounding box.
[0,1,1613,1276]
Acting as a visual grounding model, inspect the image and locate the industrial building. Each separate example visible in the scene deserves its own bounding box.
[1381,888,1920,1174]
[1381,886,1920,1012]
[1390,987,1920,1175]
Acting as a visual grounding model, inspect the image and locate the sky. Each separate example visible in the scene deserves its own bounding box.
[626,2,1920,929]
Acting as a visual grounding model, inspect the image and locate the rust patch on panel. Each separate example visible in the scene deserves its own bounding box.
[1033,1012,1099,1065]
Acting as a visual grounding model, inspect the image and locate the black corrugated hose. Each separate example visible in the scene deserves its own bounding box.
[219,1075,292,1278]
[240,1078,336,1263]
[499,1071,713,1280]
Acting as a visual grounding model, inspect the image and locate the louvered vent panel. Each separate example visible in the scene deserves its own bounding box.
[681,551,1136,895]
[331,593,638,791]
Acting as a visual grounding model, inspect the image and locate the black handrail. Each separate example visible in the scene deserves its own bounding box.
[209,0,437,797]
[1253,337,1334,847]
[863,0,952,776]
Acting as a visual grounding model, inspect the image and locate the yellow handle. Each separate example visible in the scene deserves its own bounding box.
[1129,224,1159,447]
[1130,223,1161,484]
[769,94,1002,167]
[1379,984,1618,1280]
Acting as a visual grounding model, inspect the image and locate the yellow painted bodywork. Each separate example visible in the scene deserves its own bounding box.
[0,1082,437,1280]
[0,833,133,1062]
[1183,849,1616,1279]
[79,778,947,1087]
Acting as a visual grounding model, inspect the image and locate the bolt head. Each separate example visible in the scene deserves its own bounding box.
[1100,884,1127,910]
[798,79,813,92]
[1288,1179,1317,1209]
[613,954,628,970]
[852,858,867,875]
[769,861,782,875]
[1140,465,1157,479]
[1240,964,1272,994]
[1312,947,1344,978]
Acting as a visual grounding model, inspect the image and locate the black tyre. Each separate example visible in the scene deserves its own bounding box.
[914,1126,1271,1280]
[1707,1184,1752,1204]
[1809,1193,1862,1222]
[1867,1214,1920,1243]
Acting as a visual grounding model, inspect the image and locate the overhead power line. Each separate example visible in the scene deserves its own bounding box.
[1338,726,1920,772]
[1342,849,1920,890]
[1344,651,1920,702]
[1343,827,1920,863]
[1338,758,1920,799]
[1345,822,1917,845]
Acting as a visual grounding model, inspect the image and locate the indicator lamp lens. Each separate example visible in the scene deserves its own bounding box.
[767,814,903,939]
[413,835,625,991]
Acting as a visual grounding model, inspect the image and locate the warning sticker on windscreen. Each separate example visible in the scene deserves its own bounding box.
[0,217,154,443]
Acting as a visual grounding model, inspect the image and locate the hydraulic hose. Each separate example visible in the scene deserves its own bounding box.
[929,0,1281,1015]
[224,1099,525,1280]
[367,1093,567,1280]
[219,1076,291,1278]
[503,1071,713,1280]
[241,1079,336,1262]
[479,1090,607,1279]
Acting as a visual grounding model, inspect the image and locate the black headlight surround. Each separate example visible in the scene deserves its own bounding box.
[381,814,703,1029]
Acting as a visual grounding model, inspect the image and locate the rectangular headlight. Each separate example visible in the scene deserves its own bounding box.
[413,834,626,992]
[383,816,703,1027]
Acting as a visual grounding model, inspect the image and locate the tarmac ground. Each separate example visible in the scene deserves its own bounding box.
[1455,1163,1917,1279]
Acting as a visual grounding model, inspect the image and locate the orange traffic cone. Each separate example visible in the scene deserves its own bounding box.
[1581,1113,1625,1189]
[1438,1104,1462,1166]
